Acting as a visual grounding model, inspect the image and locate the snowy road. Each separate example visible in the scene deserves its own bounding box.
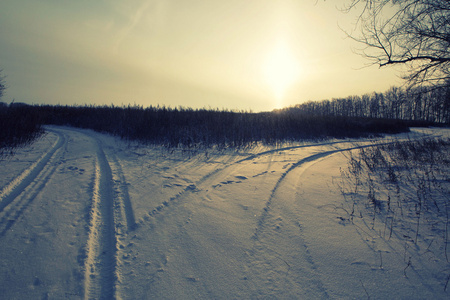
[0,126,448,299]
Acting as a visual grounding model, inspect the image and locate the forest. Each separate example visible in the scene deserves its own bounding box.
[292,85,450,124]
[0,84,448,153]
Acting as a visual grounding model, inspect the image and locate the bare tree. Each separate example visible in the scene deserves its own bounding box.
[344,0,450,88]
[0,70,6,100]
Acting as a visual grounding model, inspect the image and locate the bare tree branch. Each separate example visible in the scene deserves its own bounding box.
[342,0,450,88]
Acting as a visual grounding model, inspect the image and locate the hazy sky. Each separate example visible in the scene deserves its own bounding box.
[0,0,401,111]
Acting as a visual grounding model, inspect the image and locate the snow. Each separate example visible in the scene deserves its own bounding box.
[0,125,449,299]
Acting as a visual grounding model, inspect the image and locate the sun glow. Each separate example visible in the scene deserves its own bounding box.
[263,40,301,108]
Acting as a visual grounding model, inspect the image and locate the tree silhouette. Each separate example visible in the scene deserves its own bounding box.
[0,70,6,100]
[344,0,450,88]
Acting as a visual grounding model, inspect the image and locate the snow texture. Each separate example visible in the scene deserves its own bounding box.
[0,125,448,299]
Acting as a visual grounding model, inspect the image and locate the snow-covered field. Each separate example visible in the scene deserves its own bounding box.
[0,125,448,299]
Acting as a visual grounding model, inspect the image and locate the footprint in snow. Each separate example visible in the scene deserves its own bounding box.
[186,184,198,191]
[221,180,234,185]
[214,176,248,188]
[63,166,85,175]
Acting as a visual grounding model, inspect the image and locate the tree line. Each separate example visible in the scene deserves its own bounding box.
[37,104,411,149]
[1,83,446,152]
[291,85,450,124]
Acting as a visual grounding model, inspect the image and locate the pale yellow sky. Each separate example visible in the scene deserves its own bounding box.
[0,0,400,111]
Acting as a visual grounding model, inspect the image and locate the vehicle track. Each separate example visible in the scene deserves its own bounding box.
[247,148,342,298]
[74,128,134,300]
[252,148,342,239]
[139,139,368,223]
[252,137,427,239]
[83,140,117,299]
[135,131,437,226]
[0,130,67,236]
[109,153,136,234]
[246,136,435,296]
[71,129,436,298]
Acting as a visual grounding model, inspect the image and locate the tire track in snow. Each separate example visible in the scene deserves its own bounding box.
[248,147,348,298]
[252,138,420,239]
[0,130,67,236]
[109,153,136,233]
[0,129,65,212]
[136,142,363,297]
[80,129,135,300]
[235,139,360,164]
[83,138,117,299]
[252,149,341,240]
[140,139,363,223]
[138,137,422,228]
[107,152,137,299]
[247,137,430,296]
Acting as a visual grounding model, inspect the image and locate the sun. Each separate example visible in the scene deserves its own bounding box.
[262,40,301,107]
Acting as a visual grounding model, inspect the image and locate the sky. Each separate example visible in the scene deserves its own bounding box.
[0,0,401,111]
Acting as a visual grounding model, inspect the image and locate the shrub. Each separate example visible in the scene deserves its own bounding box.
[0,104,44,157]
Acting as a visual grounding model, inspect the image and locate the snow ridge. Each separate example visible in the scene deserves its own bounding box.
[70,127,137,300]
[252,139,419,238]
[109,153,136,233]
[0,130,66,235]
[108,152,136,298]
[84,144,117,300]
[0,130,65,212]
[141,140,360,223]
[253,148,347,240]
[235,139,359,164]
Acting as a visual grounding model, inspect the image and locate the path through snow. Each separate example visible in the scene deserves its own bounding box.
[0,126,448,299]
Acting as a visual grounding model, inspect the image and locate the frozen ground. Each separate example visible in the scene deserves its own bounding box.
[0,125,449,299]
